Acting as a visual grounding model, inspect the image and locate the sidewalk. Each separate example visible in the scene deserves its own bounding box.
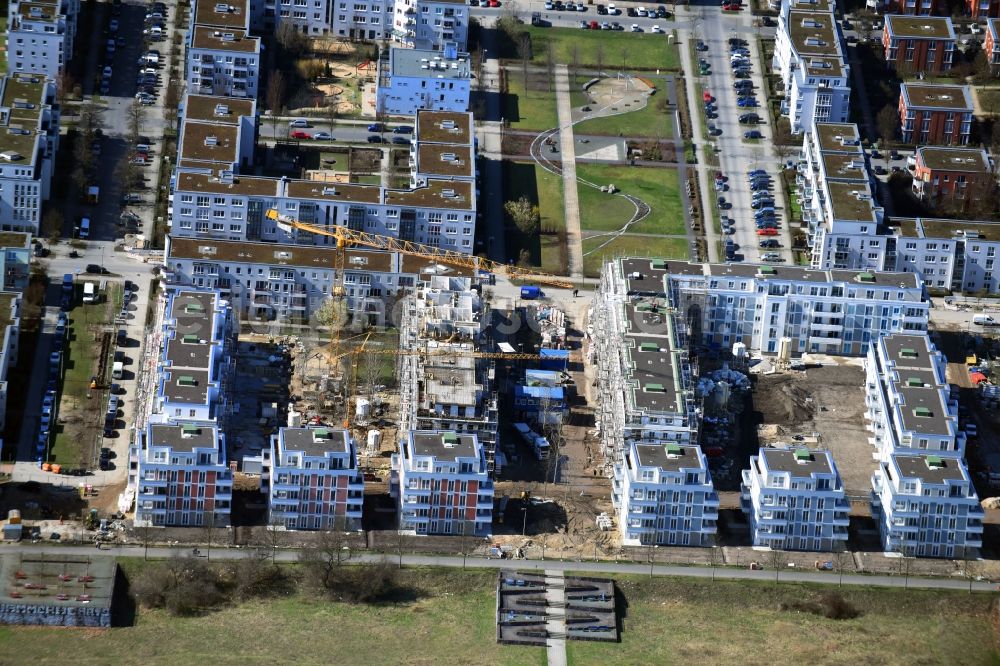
[554,65,584,279]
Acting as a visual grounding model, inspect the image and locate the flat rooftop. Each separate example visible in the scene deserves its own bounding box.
[385,178,473,211]
[148,423,218,452]
[193,0,249,29]
[160,368,211,405]
[804,56,845,78]
[821,152,868,182]
[423,354,479,407]
[788,9,842,58]
[0,231,29,248]
[634,443,705,471]
[191,25,259,52]
[390,46,471,79]
[284,179,381,205]
[0,292,18,331]
[280,427,350,456]
[885,15,955,40]
[415,110,473,145]
[169,236,392,273]
[416,143,475,178]
[760,447,835,476]
[899,217,1000,242]
[901,83,972,110]
[409,430,478,461]
[14,0,60,22]
[627,336,684,415]
[916,147,989,172]
[892,453,966,483]
[184,94,256,124]
[0,74,47,160]
[175,171,280,197]
[624,299,674,338]
[895,384,950,435]
[826,180,878,223]
[179,121,240,165]
[882,333,936,369]
[814,123,862,153]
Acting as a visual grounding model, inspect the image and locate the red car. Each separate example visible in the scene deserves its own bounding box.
[291,130,310,139]
[714,171,725,183]
[722,2,741,9]
[757,228,778,236]
[703,90,712,103]
[488,0,500,6]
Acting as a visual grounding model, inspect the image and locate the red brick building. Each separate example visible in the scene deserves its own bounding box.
[879,0,938,14]
[883,16,956,74]
[966,0,1000,19]
[912,147,993,207]
[898,83,973,146]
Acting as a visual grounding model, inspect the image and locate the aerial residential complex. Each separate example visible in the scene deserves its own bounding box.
[740,447,850,552]
[376,45,471,115]
[898,83,973,146]
[882,15,955,74]
[773,0,851,133]
[6,0,79,76]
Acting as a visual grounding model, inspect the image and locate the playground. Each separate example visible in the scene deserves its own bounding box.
[285,40,378,117]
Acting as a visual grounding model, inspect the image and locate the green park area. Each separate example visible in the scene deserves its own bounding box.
[503,74,559,132]
[573,93,675,139]
[520,26,680,71]
[582,235,688,278]
[575,163,685,235]
[504,161,567,275]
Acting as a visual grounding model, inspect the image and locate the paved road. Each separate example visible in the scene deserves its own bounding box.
[4,542,995,592]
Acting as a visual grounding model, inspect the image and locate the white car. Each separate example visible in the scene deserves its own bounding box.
[630,23,641,32]
[607,3,619,14]
[636,6,647,15]
[289,119,312,128]
[651,25,663,33]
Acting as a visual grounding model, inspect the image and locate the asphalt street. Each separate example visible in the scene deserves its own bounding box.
[4,542,995,592]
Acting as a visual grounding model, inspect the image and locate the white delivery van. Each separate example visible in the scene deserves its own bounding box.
[973,314,998,326]
[82,282,98,303]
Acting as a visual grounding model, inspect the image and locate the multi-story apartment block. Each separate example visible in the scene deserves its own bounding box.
[134,423,233,527]
[186,26,261,99]
[193,0,251,32]
[967,0,1000,19]
[7,0,79,76]
[0,291,21,436]
[773,0,851,133]
[323,0,393,41]
[397,275,500,472]
[894,218,1000,293]
[0,232,31,292]
[883,16,955,74]
[163,235,472,322]
[910,146,992,206]
[986,18,1000,65]
[272,0,337,35]
[600,257,930,358]
[176,94,257,173]
[898,83,973,145]
[151,288,235,427]
[879,0,937,14]
[611,442,719,547]
[391,430,493,536]
[376,45,471,115]
[267,426,364,530]
[741,447,850,551]
[864,333,964,463]
[168,110,476,252]
[392,0,469,51]
[870,453,983,558]
[0,74,59,233]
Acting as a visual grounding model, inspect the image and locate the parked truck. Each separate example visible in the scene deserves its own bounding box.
[514,422,550,461]
[60,274,73,310]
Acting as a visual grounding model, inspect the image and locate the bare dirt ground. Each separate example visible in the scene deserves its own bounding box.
[753,363,873,497]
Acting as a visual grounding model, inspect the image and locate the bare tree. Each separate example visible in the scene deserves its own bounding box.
[128,98,145,142]
[596,43,605,76]
[259,514,286,565]
[137,523,154,561]
[546,41,555,93]
[163,80,181,125]
[766,548,788,583]
[201,511,216,562]
[896,555,913,589]
[961,555,979,594]
[518,33,531,92]
[834,549,850,587]
[877,104,899,161]
[571,44,581,79]
[41,208,64,242]
[708,545,722,581]
[300,524,354,589]
[266,70,287,138]
[115,153,139,199]
[325,97,340,135]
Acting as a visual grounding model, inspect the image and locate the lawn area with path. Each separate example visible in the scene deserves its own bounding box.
[521,26,680,71]
[503,74,559,132]
[582,235,688,277]
[504,160,567,275]
[574,93,674,138]
[575,163,684,235]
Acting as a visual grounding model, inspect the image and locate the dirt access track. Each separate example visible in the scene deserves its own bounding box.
[752,363,874,496]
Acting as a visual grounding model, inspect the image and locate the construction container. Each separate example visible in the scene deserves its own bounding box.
[367,429,382,451]
[355,398,371,421]
[7,509,21,524]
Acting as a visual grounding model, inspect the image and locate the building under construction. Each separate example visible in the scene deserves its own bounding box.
[398,275,500,473]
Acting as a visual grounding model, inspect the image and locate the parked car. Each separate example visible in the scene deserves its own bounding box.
[312,132,332,140]
[744,130,764,139]
[393,125,413,134]
[367,135,384,143]
[289,119,311,128]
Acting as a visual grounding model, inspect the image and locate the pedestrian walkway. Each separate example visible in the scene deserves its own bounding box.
[554,65,584,278]
[543,569,567,666]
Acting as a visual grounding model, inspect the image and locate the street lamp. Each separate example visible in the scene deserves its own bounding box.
[521,505,528,536]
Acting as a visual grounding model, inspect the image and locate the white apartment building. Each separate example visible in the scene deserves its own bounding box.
[134,423,234,527]
[151,288,235,426]
[612,442,719,547]
[0,74,59,233]
[267,426,364,530]
[0,291,21,437]
[163,234,472,322]
[392,0,469,51]
[864,333,963,463]
[186,26,261,99]
[168,110,476,251]
[741,447,850,551]
[870,453,983,558]
[7,0,79,77]
[376,45,471,116]
[397,275,500,472]
[176,95,257,173]
[601,258,930,358]
[773,0,851,133]
[391,430,493,536]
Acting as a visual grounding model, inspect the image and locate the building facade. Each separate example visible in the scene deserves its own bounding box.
[612,442,719,547]
[773,0,851,133]
[391,430,493,536]
[870,453,983,558]
[879,0,937,14]
[740,447,850,551]
[391,0,469,51]
[967,0,1000,19]
[882,16,955,74]
[910,146,992,207]
[864,333,964,463]
[376,45,471,115]
[186,26,261,99]
[898,83,973,146]
[267,426,364,530]
[0,291,20,436]
[7,0,79,76]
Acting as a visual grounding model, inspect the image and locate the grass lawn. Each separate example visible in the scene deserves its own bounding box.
[521,26,680,71]
[566,575,997,665]
[0,566,544,665]
[0,17,7,72]
[977,87,1000,116]
[582,234,689,277]
[573,95,674,138]
[503,74,559,131]
[575,163,684,235]
[504,160,567,274]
